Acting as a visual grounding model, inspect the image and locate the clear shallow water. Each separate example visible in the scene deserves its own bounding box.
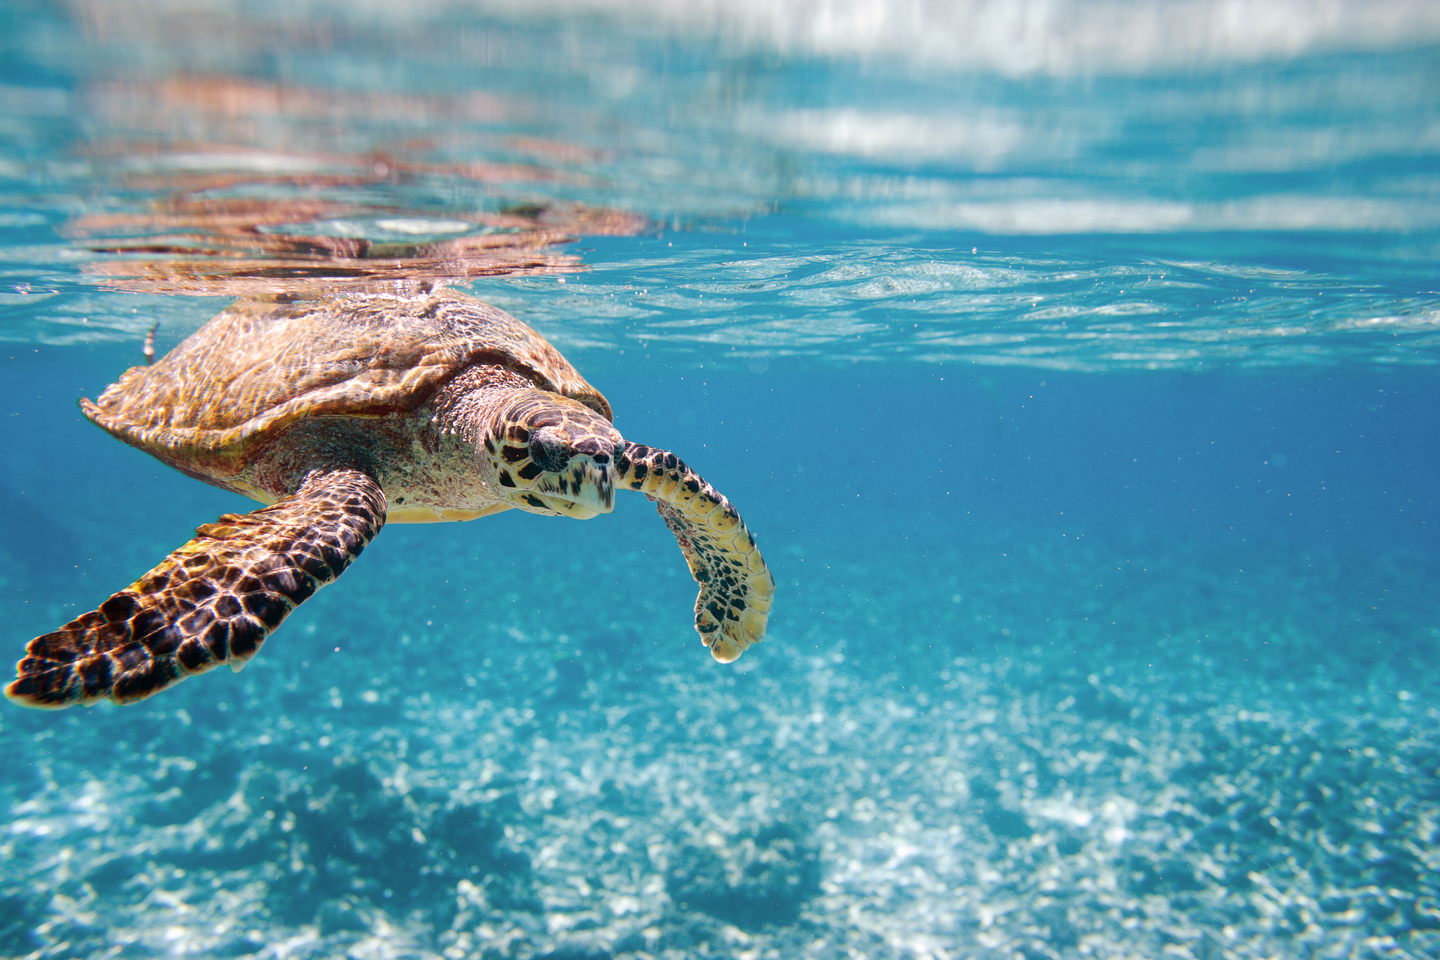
[1,3,1439,960]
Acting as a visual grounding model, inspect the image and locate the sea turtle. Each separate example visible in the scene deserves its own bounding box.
[6,289,774,709]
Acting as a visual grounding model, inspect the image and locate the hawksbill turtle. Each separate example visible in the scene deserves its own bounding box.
[6,289,775,709]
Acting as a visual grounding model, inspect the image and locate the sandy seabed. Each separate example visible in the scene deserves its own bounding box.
[2,518,1436,960]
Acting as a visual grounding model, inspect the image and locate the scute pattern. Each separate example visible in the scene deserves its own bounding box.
[5,469,385,709]
[81,290,610,480]
[614,442,775,663]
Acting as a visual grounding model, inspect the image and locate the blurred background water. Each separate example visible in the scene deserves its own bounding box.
[1,3,1438,959]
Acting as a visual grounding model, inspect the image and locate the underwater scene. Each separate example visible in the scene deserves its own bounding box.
[1,2,1438,958]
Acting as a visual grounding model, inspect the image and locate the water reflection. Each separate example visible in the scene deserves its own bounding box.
[25,0,1434,236]
[1,0,1437,358]
[66,156,647,298]
[26,34,652,299]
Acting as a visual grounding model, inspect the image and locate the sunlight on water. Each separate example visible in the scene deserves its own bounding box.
[10,228,1438,371]
[2,1,1438,369]
[491,232,1440,370]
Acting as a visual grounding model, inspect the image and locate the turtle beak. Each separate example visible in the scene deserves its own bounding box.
[568,453,616,516]
[535,447,616,519]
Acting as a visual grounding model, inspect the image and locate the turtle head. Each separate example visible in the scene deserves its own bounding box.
[484,392,622,520]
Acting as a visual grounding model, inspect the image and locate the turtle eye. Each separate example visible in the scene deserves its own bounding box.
[529,433,571,473]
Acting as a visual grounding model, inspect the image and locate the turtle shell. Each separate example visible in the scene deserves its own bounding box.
[83,289,611,481]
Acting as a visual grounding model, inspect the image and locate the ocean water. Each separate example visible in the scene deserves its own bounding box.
[2,3,1439,959]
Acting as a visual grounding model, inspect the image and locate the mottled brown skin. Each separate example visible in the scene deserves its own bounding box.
[9,470,384,706]
[6,289,774,709]
[613,445,770,661]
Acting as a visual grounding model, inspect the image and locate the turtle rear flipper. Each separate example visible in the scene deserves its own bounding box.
[615,442,774,663]
[6,469,385,709]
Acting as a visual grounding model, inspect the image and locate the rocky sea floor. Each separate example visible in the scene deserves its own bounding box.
[2,514,1437,960]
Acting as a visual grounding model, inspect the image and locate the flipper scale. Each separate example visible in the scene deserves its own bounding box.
[615,442,774,663]
[5,468,384,709]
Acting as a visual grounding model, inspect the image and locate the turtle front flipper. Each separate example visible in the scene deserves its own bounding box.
[6,468,385,709]
[614,442,774,663]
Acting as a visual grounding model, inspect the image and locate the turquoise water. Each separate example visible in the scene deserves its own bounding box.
[2,3,1439,958]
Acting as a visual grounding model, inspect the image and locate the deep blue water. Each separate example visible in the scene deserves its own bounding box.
[2,3,1439,959]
